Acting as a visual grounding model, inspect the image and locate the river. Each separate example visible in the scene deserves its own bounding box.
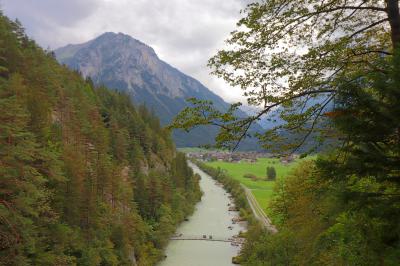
[158,162,246,266]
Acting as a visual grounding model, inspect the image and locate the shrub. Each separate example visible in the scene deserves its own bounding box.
[244,173,257,179]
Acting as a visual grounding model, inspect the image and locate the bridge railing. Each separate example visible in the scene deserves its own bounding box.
[170,234,244,243]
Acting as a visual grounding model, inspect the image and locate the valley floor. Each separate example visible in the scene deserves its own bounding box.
[205,157,313,215]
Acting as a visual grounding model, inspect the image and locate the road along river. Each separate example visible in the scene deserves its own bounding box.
[158,162,247,266]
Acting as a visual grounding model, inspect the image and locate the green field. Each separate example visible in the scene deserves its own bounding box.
[205,158,304,213]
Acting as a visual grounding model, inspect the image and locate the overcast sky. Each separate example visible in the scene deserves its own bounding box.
[1,0,249,103]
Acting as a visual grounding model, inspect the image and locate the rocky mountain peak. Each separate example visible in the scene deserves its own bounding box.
[55,32,261,150]
[56,32,226,106]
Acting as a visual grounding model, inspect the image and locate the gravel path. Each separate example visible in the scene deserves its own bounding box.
[241,185,278,234]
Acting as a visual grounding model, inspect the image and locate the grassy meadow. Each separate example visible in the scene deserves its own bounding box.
[205,157,308,213]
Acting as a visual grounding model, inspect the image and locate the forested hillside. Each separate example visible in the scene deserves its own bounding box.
[0,14,201,265]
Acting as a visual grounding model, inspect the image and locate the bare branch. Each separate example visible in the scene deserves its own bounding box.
[348,18,388,39]
[226,89,334,151]
[351,50,392,56]
[291,95,335,154]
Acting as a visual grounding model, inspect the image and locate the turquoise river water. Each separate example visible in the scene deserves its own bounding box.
[158,162,246,266]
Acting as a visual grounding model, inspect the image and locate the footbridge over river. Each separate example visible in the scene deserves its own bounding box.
[170,234,243,244]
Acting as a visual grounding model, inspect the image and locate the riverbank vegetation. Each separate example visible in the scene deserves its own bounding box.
[0,14,201,265]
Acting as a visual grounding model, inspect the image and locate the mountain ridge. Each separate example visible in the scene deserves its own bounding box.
[55,32,261,150]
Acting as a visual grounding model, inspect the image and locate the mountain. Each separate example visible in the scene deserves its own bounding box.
[54,32,260,150]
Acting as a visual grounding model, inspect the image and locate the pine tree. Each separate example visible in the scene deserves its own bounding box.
[266,166,277,180]
[0,75,50,264]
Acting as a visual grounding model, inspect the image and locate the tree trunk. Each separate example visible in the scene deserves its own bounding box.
[386,0,400,49]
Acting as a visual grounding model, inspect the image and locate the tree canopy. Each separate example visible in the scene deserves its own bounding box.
[172,0,400,152]
[171,2,400,264]
[239,53,400,265]
[266,166,277,180]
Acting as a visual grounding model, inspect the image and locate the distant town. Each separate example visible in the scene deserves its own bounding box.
[186,150,298,164]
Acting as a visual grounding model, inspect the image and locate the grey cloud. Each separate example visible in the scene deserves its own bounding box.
[1,0,101,47]
[2,0,99,26]
[1,0,249,102]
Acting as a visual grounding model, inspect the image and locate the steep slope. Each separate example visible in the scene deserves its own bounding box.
[55,32,260,150]
[0,15,201,265]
